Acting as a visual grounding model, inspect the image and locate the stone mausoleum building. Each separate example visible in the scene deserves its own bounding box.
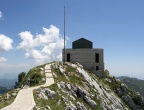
[62,38,104,73]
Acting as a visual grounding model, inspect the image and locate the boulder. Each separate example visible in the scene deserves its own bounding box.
[122,95,137,110]
[65,101,77,110]
[77,86,89,97]
[69,94,76,101]
[5,93,10,100]
[11,93,17,97]
[66,83,71,91]
[76,102,87,110]
[59,66,65,74]
[117,90,125,97]
[62,96,68,102]
[39,89,48,100]
[75,62,83,68]
[120,83,127,92]
[45,88,56,99]
[84,96,97,109]
[46,105,51,110]
[40,92,48,100]
[59,81,66,89]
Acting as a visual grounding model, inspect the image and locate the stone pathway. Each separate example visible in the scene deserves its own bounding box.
[1,64,54,110]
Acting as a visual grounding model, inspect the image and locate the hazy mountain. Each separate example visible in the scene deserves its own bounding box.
[0,79,17,89]
[117,76,144,97]
[0,86,8,94]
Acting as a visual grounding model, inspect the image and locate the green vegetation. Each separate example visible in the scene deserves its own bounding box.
[15,72,26,88]
[0,89,19,109]
[15,64,46,88]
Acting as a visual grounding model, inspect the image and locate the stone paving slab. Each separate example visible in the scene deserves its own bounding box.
[42,78,54,87]
[45,64,50,70]
[45,69,51,73]
[2,88,35,110]
[1,63,54,110]
[46,74,53,78]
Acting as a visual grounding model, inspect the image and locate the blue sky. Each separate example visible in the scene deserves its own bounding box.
[0,0,144,79]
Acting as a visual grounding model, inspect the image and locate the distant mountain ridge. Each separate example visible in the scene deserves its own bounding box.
[0,79,16,89]
[117,76,144,97]
[0,86,8,94]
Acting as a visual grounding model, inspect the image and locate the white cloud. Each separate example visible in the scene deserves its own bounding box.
[0,63,31,77]
[17,25,68,64]
[0,57,7,62]
[0,34,13,51]
[0,11,2,19]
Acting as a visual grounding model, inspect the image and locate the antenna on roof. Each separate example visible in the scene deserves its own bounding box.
[63,6,66,64]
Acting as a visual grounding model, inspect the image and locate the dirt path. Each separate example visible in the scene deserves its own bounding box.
[1,64,54,110]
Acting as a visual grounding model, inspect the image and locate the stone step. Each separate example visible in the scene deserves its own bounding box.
[46,74,53,77]
[45,69,51,70]
[45,70,51,73]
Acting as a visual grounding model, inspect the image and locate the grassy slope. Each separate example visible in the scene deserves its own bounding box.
[34,63,119,110]
[0,64,46,109]
[0,89,19,109]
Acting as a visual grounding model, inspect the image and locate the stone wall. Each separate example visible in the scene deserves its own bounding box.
[62,49,104,72]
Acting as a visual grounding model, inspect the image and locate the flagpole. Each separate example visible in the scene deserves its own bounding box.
[63,6,66,64]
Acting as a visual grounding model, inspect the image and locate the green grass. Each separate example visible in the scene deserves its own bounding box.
[19,64,46,87]
[0,89,19,109]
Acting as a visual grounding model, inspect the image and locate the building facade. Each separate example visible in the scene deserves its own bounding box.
[63,38,104,73]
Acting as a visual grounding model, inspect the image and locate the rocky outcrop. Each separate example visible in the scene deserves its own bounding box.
[122,95,137,110]
[33,62,144,110]
[45,88,56,99]
[36,88,55,100]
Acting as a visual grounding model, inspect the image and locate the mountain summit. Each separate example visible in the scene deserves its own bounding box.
[0,62,144,110]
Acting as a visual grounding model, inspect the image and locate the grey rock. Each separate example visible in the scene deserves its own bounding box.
[37,94,42,99]
[76,62,83,68]
[71,85,77,92]
[65,101,77,110]
[46,105,51,110]
[58,100,61,105]
[5,93,10,100]
[59,81,66,89]
[66,83,71,91]
[122,95,137,110]
[84,96,97,109]
[77,86,89,97]
[117,90,125,97]
[39,89,48,100]
[11,93,17,97]
[105,78,112,83]
[41,92,48,100]
[70,89,77,97]
[76,102,87,110]
[57,83,61,89]
[62,96,68,102]
[45,88,56,99]
[59,66,65,74]
[120,83,127,92]
[69,95,76,101]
